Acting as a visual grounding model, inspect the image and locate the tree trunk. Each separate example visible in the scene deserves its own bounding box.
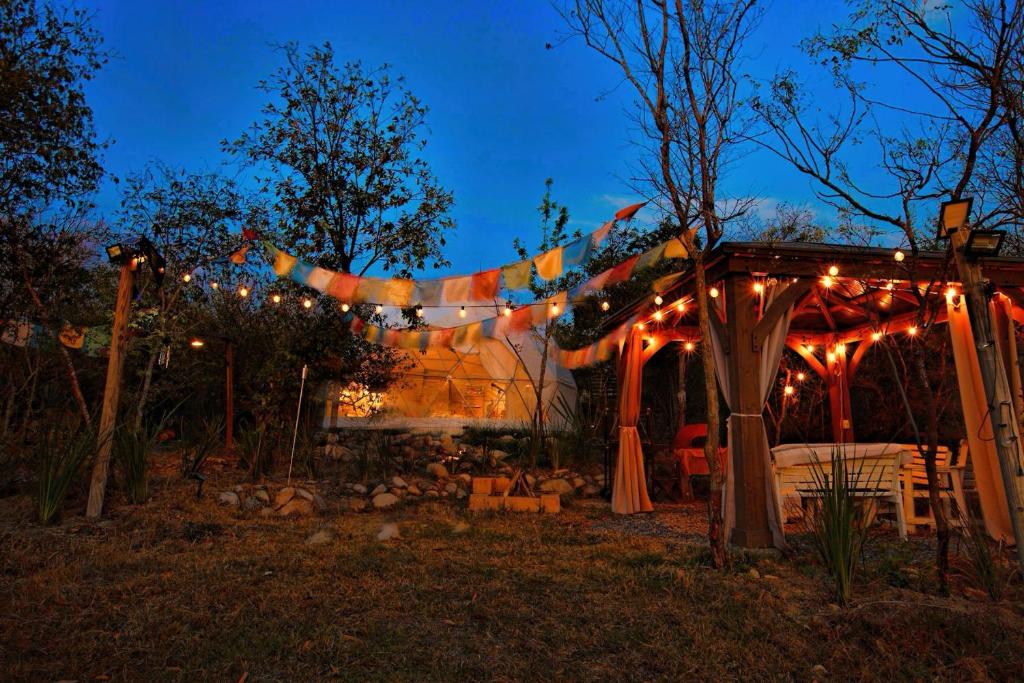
[912,345,950,590]
[134,346,159,432]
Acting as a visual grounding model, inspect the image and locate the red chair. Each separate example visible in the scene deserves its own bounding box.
[674,423,708,449]
[671,424,726,499]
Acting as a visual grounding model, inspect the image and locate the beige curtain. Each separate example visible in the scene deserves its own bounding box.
[612,327,653,514]
[947,295,1015,542]
[991,295,1024,424]
[710,282,790,548]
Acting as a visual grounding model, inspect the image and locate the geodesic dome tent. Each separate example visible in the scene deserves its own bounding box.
[321,331,577,430]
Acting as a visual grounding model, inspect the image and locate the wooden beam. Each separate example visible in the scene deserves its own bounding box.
[751,279,814,351]
[826,349,855,443]
[786,339,828,379]
[847,339,874,380]
[811,288,838,331]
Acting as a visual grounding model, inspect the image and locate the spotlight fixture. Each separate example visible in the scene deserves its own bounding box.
[105,243,126,264]
[964,229,1006,259]
[189,338,205,349]
[938,197,973,238]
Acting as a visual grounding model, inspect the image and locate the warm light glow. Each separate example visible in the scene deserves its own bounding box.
[416,306,424,318]
[709,287,719,298]
[653,310,663,321]
[871,331,882,341]
[827,352,837,363]
[796,372,806,382]
[654,294,664,306]
[907,326,918,336]
[644,336,655,345]
[375,304,384,314]
[835,343,846,355]
[182,273,191,283]
[600,300,610,312]
[302,298,313,309]
[550,302,560,315]
[753,282,764,295]
[885,281,894,291]
[784,385,794,396]
[459,305,467,318]
[684,341,695,352]
[238,286,249,298]
[828,265,839,277]
[676,301,685,313]
[821,275,833,288]
[271,294,281,304]
[894,250,905,263]
[210,281,219,289]
[945,286,958,303]
[190,339,205,348]
[804,344,815,353]
[635,322,645,330]
[341,303,350,312]
[503,303,512,317]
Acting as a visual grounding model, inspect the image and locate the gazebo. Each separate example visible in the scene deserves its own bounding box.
[606,240,1024,550]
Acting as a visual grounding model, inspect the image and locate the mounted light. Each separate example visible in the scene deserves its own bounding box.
[784,385,794,396]
[907,326,918,336]
[415,305,424,318]
[238,286,249,298]
[871,331,882,341]
[503,301,513,317]
[550,302,560,316]
[105,243,126,264]
[821,275,833,288]
[938,197,973,238]
[189,338,205,348]
[210,281,219,290]
[653,310,663,321]
[676,301,685,313]
[459,305,467,318]
[828,265,839,277]
[753,282,764,295]
[182,273,192,283]
[796,372,806,381]
[964,229,1006,259]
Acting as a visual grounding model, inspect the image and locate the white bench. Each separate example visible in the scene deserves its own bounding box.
[772,443,908,539]
[898,443,968,528]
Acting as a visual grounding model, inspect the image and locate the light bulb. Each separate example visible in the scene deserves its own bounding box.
[885,281,895,291]
[676,301,685,313]
[822,275,833,288]
[635,322,645,330]
[415,306,424,318]
[238,286,249,297]
[945,286,957,302]
[375,304,384,314]
[600,300,610,312]
[753,282,764,294]
[653,310,663,321]
[190,339,204,348]
[828,265,839,277]
[827,352,837,363]
[341,303,350,312]
[796,372,806,382]
[182,273,191,283]
[709,287,719,299]
[459,305,467,318]
[784,385,794,396]
[503,302,512,317]
[654,294,663,306]
[894,250,905,263]
[271,294,281,304]
[907,326,917,336]
[804,344,815,353]
[210,281,219,290]
[303,298,313,309]
[550,302,560,315]
[835,343,846,355]
[684,341,695,352]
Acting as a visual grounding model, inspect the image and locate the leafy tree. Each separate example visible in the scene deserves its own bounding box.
[224,42,455,276]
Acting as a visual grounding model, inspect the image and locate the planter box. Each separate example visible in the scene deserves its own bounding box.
[468,493,502,511]
[491,476,511,494]
[471,477,494,495]
[540,494,561,514]
[504,496,541,513]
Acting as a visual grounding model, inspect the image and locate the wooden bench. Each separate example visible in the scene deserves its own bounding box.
[773,448,907,539]
[898,443,969,528]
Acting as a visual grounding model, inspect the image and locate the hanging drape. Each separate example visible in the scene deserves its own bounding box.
[991,294,1024,424]
[947,295,1016,542]
[710,281,790,548]
[612,327,653,514]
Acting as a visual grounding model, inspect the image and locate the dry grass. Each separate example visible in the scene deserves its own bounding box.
[1,465,1023,681]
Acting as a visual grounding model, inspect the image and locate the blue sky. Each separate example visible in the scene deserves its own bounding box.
[83,0,899,275]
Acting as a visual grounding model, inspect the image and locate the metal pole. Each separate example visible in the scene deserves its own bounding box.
[287,364,308,484]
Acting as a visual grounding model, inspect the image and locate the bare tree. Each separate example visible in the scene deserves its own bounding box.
[752,0,1024,586]
[563,0,761,567]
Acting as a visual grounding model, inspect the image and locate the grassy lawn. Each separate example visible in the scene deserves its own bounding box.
[2,466,1023,681]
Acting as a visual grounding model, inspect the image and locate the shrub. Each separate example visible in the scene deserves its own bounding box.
[115,412,174,504]
[181,416,223,479]
[37,427,96,524]
[953,508,1011,601]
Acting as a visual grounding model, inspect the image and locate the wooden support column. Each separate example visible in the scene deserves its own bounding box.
[825,345,855,443]
[724,274,772,548]
[87,260,136,518]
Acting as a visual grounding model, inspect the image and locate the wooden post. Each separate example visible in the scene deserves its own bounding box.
[224,340,234,452]
[949,225,1024,566]
[86,260,135,518]
[825,346,855,443]
[724,275,772,547]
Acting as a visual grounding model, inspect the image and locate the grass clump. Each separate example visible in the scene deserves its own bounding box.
[36,426,95,524]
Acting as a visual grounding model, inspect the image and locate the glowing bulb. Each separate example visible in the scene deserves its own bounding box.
[871,331,882,341]
[189,339,204,348]
[885,281,894,291]
[753,282,764,295]
[600,300,610,312]
[654,294,663,306]
[550,302,560,315]
[415,306,424,318]
[827,352,837,363]
[341,303,350,312]
[684,341,695,352]
[635,322,645,330]
[676,301,685,313]
[894,250,905,263]
[784,385,794,396]
[210,281,219,289]
[459,305,467,318]
[907,326,917,336]
[796,372,806,382]
[835,343,846,355]
[271,294,281,304]
[804,344,815,354]
[945,286,957,302]
[182,273,191,283]
[653,310,663,321]
[828,265,839,277]
[375,304,384,314]
[238,286,249,298]
[303,298,313,309]
[503,301,513,316]
[821,275,833,288]
[709,287,719,299]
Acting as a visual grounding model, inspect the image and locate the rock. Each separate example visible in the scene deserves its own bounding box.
[340,496,367,512]
[259,507,274,517]
[233,484,244,493]
[444,482,458,494]
[426,463,449,479]
[390,476,408,489]
[439,434,457,453]
[277,498,315,517]
[294,487,315,501]
[253,489,270,504]
[351,483,368,495]
[274,487,296,507]
[407,485,422,496]
[552,468,569,477]
[425,490,440,498]
[490,449,509,461]
[305,529,333,545]
[748,568,760,579]
[455,473,472,485]
[572,477,586,489]
[582,484,601,497]
[376,522,400,541]
[811,664,827,678]
[242,496,265,512]
[218,491,240,506]
[497,434,516,445]
[538,478,574,496]
[371,484,388,496]
[372,492,399,510]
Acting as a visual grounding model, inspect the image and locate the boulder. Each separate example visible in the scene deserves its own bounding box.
[425,490,440,498]
[311,493,328,512]
[490,449,509,461]
[376,522,400,541]
[294,487,315,501]
[253,489,270,504]
[539,478,574,496]
[525,474,537,488]
[277,498,315,517]
[351,483,368,495]
[372,492,399,510]
[444,482,458,495]
[305,529,333,545]
[582,484,602,497]
[340,497,367,513]
[217,491,240,507]
[274,487,296,508]
[456,473,472,485]
[371,484,388,496]
[572,477,586,489]
[242,496,265,512]
[390,476,408,489]
[407,485,422,496]
[426,463,449,479]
